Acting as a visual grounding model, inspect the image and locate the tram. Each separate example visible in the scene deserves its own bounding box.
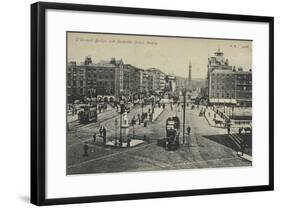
[157,116,180,150]
[78,105,97,124]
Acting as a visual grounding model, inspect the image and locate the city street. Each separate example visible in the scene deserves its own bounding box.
[67,103,251,175]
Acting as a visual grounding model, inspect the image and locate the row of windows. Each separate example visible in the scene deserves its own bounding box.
[86,68,115,72]
[211,85,235,90]
[210,93,235,98]
[68,67,117,73]
[68,87,116,95]
[85,74,115,79]
[210,93,252,98]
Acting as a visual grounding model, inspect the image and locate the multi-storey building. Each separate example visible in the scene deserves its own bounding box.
[67,61,87,102]
[175,76,187,93]
[207,50,252,106]
[124,64,143,95]
[67,56,197,103]
[146,68,166,93]
[67,57,128,102]
[235,69,252,106]
[165,74,176,93]
[141,71,151,93]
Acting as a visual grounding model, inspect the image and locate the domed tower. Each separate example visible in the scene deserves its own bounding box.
[214,48,224,64]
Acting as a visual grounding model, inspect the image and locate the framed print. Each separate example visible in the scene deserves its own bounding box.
[31,2,274,206]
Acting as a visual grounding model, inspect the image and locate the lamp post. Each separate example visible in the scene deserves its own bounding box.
[114,118,118,146]
[141,99,144,116]
[119,98,125,146]
[182,89,186,145]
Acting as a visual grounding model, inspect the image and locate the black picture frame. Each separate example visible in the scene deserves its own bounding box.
[31,1,274,206]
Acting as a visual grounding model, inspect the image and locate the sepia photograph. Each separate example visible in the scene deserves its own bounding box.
[66,31,252,175]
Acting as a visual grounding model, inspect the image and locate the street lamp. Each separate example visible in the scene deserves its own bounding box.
[119,98,125,146]
[182,89,187,145]
[141,99,144,116]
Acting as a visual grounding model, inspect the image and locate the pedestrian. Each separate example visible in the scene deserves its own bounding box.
[187,125,191,136]
[240,140,246,156]
[131,116,136,126]
[103,127,107,145]
[149,113,152,122]
[137,113,141,125]
[208,111,210,118]
[92,132,96,143]
[238,128,242,134]
[99,126,103,137]
[127,137,131,147]
[83,143,89,157]
[227,127,230,134]
[72,108,75,116]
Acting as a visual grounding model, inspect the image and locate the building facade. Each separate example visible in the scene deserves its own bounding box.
[207,50,252,106]
[67,56,193,103]
[67,57,126,102]
[147,68,166,93]
[175,76,187,94]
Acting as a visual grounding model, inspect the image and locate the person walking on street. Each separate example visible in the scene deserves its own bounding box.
[238,128,242,134]
[137,114,141,125]
[72,107,75,116]
[227,126,230,135]
[99,126,103,137]
[83,142,89,157]
[103,127,107,145]
[132,116,136,126]
[187,125,191,136]
[92,132,97,143]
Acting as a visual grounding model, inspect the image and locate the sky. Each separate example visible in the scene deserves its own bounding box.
[67,32,252,79]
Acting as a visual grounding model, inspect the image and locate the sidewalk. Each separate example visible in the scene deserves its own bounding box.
[152,107,164,122]
[204,108,225,128]
[105,139,144,148]
[67,113,78,122]
[237,152,252,162]
[67,105,116,123]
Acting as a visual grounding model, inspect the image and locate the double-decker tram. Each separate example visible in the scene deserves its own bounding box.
[157,116,180,150]
[78,104,98,124]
